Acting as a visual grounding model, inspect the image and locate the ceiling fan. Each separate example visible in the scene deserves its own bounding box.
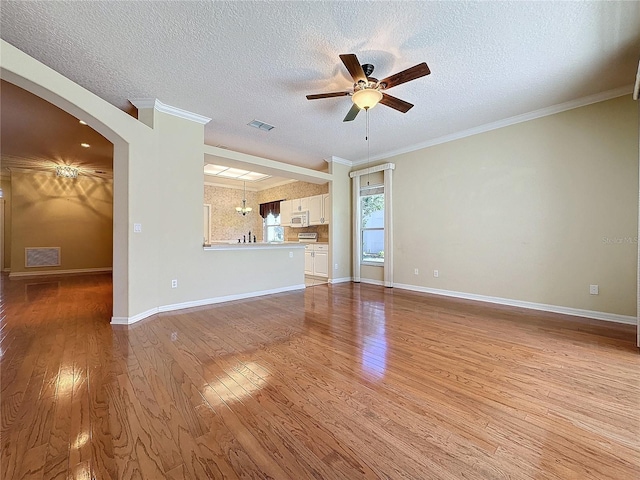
[306,53,431,122]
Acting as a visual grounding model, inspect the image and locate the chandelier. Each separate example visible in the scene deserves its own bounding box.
[56,166,79,178]
[236,181,252,216]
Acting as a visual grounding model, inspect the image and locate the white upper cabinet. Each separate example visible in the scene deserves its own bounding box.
[281,193,330,226]
[290,198,309,213]
[309,194,330,225]
[280,200,292,226]
[308,195,323,225]
[322,193,331,225]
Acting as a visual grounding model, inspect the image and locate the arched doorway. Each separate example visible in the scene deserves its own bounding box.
[0,39,153,319]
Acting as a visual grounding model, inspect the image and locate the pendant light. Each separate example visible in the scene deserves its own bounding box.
[236,181,252,216]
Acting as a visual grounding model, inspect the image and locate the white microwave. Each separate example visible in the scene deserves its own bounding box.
[290,211,309,228]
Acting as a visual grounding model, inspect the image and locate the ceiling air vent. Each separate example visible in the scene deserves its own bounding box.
[247,119,275,131]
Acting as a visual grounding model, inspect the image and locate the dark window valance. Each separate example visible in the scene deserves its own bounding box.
[259,200,284,218]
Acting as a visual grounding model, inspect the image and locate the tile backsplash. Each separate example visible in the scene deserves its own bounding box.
[285,225,329,242]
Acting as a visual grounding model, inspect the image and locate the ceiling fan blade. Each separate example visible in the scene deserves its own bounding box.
[306,91,351,100]
[379,62,430,90]
[343,103,360,122]
[339,54,367,83]
[380,93,414,113]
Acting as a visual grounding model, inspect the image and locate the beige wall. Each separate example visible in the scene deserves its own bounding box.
[204,185,262,242]
[147,110,305,309]
[328,161,352,281]
[9,170,113,274]
[388,95,638,316]
[1,176,11,270]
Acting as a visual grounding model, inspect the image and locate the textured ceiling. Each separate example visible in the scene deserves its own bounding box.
[1,1,639,171]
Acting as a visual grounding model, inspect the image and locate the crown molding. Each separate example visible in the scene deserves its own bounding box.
[352,85,634,165]
[325,156,353,166]
[129,98,211,125]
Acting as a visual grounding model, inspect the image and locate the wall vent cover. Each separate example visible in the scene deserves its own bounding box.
[25,247,61,268]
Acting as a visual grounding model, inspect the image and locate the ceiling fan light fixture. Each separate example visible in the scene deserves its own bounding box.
[352,88,383,110]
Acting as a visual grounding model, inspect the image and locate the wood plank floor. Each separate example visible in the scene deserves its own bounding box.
[1,273,638,479]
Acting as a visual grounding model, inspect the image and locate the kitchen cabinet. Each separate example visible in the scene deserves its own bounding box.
[280,200,292,226]
[322,193,331,224]
[304,247,314,275]
[304,244,329,277]
[290,197,309,213]
[308,195,323,225]
[309,194,331,226]
[282,194,329,226]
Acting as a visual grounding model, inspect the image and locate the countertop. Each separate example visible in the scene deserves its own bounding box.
[203,241,306,251]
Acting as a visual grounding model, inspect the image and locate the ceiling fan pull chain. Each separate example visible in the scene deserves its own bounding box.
[366,108,370,186]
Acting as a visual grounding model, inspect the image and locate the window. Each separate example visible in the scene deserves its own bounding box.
[264,213,284,242]
[361,188,384,264]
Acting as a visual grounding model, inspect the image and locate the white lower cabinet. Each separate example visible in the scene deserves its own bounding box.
[304,248,314,275]
[304,244,328,278]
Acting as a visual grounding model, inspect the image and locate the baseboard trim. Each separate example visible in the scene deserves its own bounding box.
[111,307,158,325]
[393,283,636,325]
[9,267,112,278]
[158,284,306,314]
[360,278,385,287]
[329,276,353,284]
[112,284,306,325]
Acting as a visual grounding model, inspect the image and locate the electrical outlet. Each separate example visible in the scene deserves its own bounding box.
[414,268,419,275]
[433,270,439,278]
[133,223,142,233]
[589,284,599,295]
[289,251,293,258]
[171,279,178,288]
[335,263,338,270]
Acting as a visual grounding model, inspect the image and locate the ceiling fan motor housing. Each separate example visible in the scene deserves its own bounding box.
[355,78,380,91]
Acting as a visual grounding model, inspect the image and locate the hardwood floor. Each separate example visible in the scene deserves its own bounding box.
[1,273,638,479]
